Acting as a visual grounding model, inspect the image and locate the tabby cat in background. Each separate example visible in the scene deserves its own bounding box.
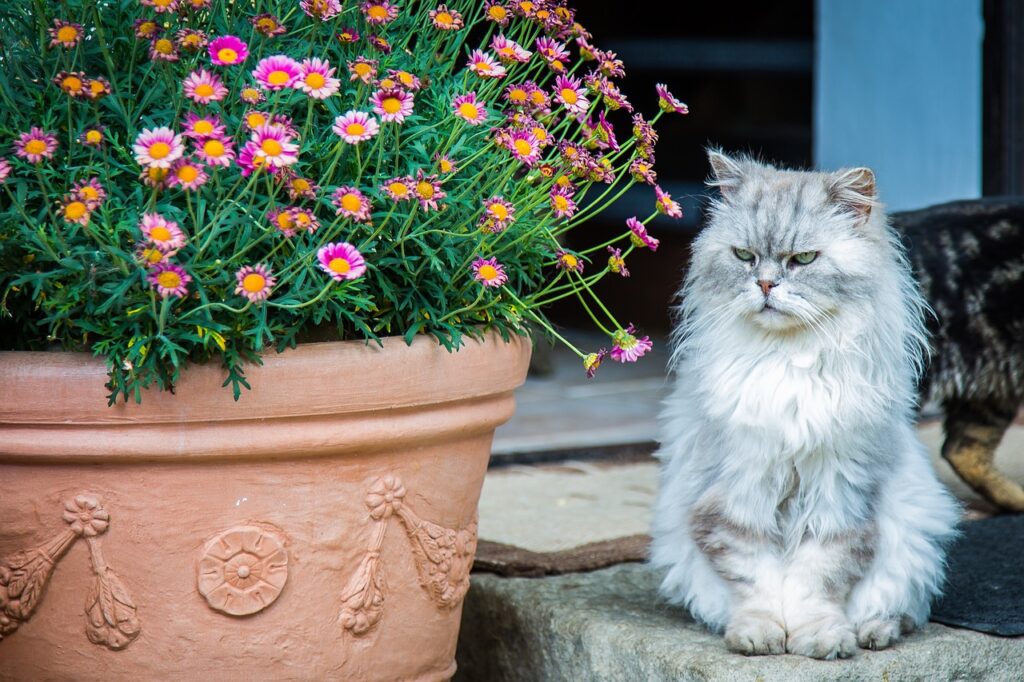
[895,197,1024,512]
[651,151,959,659]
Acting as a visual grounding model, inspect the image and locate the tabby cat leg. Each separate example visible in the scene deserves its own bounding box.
[942,398,1024,511]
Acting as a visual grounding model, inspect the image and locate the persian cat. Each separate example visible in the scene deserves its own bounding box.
[650,151,959,659]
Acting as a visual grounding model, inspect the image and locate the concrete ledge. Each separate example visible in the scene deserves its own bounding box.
[456,563,1024,681]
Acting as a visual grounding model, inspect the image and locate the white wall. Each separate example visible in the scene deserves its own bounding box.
[815,0,983,211]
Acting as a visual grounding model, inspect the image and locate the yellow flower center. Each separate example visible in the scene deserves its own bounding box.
[217,47,238,63]
[550,59,565,72]
[489,203,509,220]
[145,249,164,263]
[294,212,310,226]
[382,96,402,114]
[176,165,199,182]
[246,113,267,128]
[89,80,106,96]
[183,35,201,47]
[157,271,181,289]
[85,130,102,144]
[530,90,547,105]
[379,78,397,90]
[476,61,493,73]
[203,139,225,157]
[80,186,99,200]
[520,1,535,11]
[328,257,351,274]
[56,26,78,42]
[564,146,578,158]
[509,88,527,103]
[243,273,266,292]
[257,18,277,32]
[345,122,366,136]
[155,38,173,54]
[139,22,156,37]
[397,72,415,86]
[417,181,434,199]
[536,9,550,20]
[261,139,283,156]
[242,88,260,101]
[340,193,362,212]
[64,201,87,219]
[488,6,507,20]
[150,226,172,242]
[154,0,173,6]
[436,12,453,26]
[367,5,388,20]
[388,182,408,197]
[556,175,571,187]
[24,139,47,155]
[148,141,171,159]
[354,63,372,78]
[195,83,215,97]
[561,254,578,268]
[267,70,290,86]
[292,178,310,191]
[276,212,294,228]
[513,139,533,156]
[533,126,547,141]
[439,159,453,173]
[148,167,167,182]
[560,88,578,104]
[478,264,498,280]
[305,72,326,89]
[193,120,214,135]
[61,76,83,92]
[458,102,480,120]
[553,195,569,211]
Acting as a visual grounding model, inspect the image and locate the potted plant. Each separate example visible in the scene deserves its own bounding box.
[0,0,685,677]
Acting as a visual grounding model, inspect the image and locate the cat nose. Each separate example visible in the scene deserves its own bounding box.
[757,280,777,296]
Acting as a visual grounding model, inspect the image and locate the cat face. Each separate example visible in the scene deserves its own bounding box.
[689,151,881,334]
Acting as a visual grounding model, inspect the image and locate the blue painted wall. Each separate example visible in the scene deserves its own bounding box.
[815,0,983,211]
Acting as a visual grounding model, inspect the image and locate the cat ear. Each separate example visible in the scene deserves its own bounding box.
[706,149,745,197]
[828,167,878,222]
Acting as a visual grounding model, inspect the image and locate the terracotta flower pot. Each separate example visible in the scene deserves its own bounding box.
[0,332,530,680]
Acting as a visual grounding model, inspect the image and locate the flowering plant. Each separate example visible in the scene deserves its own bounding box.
[0,0,686,404]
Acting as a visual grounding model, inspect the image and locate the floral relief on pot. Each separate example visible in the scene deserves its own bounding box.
[197,525,289,616]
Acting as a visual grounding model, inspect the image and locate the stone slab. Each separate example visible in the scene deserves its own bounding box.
[456,563,1024,682]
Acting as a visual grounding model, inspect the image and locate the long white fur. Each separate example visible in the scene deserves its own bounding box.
[650,153,959,654]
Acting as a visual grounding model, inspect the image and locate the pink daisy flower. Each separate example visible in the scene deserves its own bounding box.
[630,158,657,185]
[434,153,456,174]
[133,18,160,40]
[235,264,277,303]
[134,127,185,169]
[370,89,414,123]
[656,83,689,114]
[175,28,209,52]
[504,129,541,166]
[139,212,187,252]
[318,242,367,281]
[240,86,265,104]
[536,37,569,63]
[301,0,342,20]
[0,158,11,184]
[183,113,226,140]
[194,136,235,167]
[149,36,179,62]
[253,55,302,91]
[141,0,179,13]
[504,82,534,108]
[611,325,653,363]
[284,174,319,201]
[209,35,249,66]
[584,349,608,378]
[554,75,588,115]
[289,207,320,234]
[80,126,106,147]
[251,13,287,37]
[49,19,84,48]
[368,34,392,54]
[413,170,445,211]
[472,257,507,288]
[183,69,228,104]
[168,158,209,190]
[607,246,629,277]
[136,244,173,268]
[480,196,515,233]
[387,69,423,91]
[14,127,58,164]
[148,263,192,299]
[139,167,170,190]
[555,250,584,273]
[183,0,212,9]
[381,176,415,202]
[72,178,107,208]
[655,185,683,218]
[627,217,659,251]
[336,27,361,43]
[549,186,577,219]
[452,92,488,125]
[491,35,531,63]
[60,196,91,225]
[430,5,464,30]
[297,58,340,99]
[333,111,380,144]
[248,124,299,168]
[467,50,506,78]
[362,1,399,25]
[331,186,373,222]
[484,1,511,25]
[347,58,378,84]
[268,207,300,237]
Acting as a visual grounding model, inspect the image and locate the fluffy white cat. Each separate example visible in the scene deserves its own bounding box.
[650,151,959,659]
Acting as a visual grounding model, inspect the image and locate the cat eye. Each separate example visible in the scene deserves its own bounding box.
[733,248,756,262]
[791,251,818,266]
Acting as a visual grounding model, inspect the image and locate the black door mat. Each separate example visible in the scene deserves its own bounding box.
[931,515,1024,636]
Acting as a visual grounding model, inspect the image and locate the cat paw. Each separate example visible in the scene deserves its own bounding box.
[786,616,857,660]
[856,617,901,650]
[724,612,787,656]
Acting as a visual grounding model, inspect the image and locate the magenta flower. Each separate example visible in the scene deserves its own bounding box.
[655,185,683,218]
[370,89,414,123]
[362,1,399,25]
[72,178,107,208]
[60,196,91,225]
[141,0,179,13]
[348,58,378,84]
[14,127,58,164]
[413,170,446,211]
[467,50,506,78]
[336,27,360,43]
[286,174,319,201]
[318,242,367,281]
[607,246,629,277]
[430,4,464,30]
[301,0,341,20]
[298,58,340,99]
[183,69,227,104]
[611,325,653,363]
[49,19,83,48]
[491,35,531,63]
[387,69,423,91]
[253,55,302,91]
[554,75,588,115]
[140,212,186,252]
[381,176,415,202]
[480,196,515,233]
[175,28,209,51]
[168,158,209,190]
[584,349,607,378]
[630,158,657,185]
[452,92,488,125]
[247,124,299,168]
[555,250,584,273]
[536,37,569,64]
[627,217,659,251]
[209,35,249,66]
[235,264,277,303]
[148,262,192,298]
[549,186,577,219]
[251,13,287,37]
[434,153,456,174]
[149,36,179,62]
[183,113,226,140]
[333,111,380,144]
[655,83,689,115]
[504,129,541,166]
[472,257,507,288]
[0,158,11,184]
[331,186,373,222]
[484,1,511,26]
[133,127,184,169]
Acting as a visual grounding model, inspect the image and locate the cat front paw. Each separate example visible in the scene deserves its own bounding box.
[856,617,900,650]
[724,611,786,655]
[786,615,857,660]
